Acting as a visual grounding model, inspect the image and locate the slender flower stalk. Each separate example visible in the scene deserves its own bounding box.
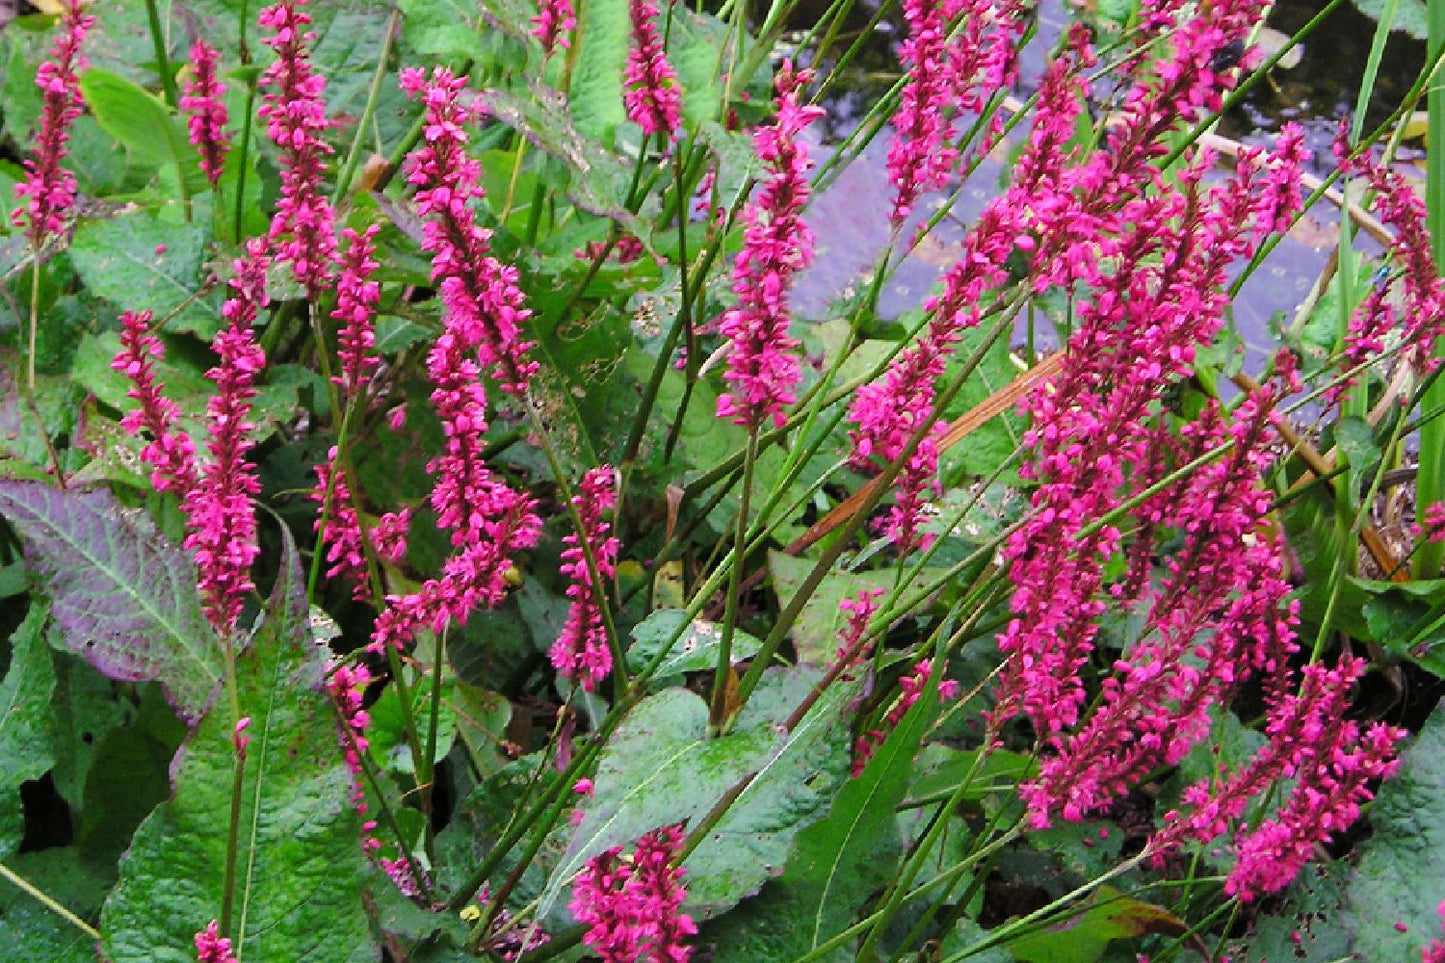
[551,467,621,691]
[569,825,696,962]
[399,66,538,394]
[10,0,92,248]
[181,39,231,186]
[623,0,682,139]
[715,63,823,430]
[532,0,576,56]
[258,0,338,297]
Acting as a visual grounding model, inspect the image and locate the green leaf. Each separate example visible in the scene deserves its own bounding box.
[48,651,133,811]
[568,0,630,141]
[625,609,763,678]
[0,847,112,962]
[69,211,221,338]
[1230,864,1355,962]
[1350,0,1428,38]
[101,532,377,962]
[484,83,642,220]
[367,670,457,774]
[668,10,727,127]
[1343,698,1445,958]
[1005,886,1187,962]
[78,69,205,193]
[0,601,57,858]
[399,0,488,59]
[777,680,937,956]
[546,666,850,921]
[0,481,220,726]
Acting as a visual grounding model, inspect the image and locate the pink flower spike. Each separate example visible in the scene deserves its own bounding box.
[11,0,93,248]
[550,467,621,691]
[182,240,270,634]
[716,62,823,430]
[570,825,696,962]
[400,67,539,395]
[332,225,383,399]
[112,310,200,498]
[258,0,338,297]
[532,0,576,56]
[195,921,237,963]
[181,39,230,186]
[623,0,682,139]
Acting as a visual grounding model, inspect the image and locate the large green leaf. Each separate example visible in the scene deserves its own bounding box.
[0,847,112,962]
[1343,698,1445,958]
[768,552,894,664]
[1350,0,1428,38]
[568,0,629,141]
[1006,886,1186,962]
[545,666,850,921]
[69,211,221,338]
[0,601,56,856]
[101,534,377,962]
[0,481,220,725]
[77,69,205,194]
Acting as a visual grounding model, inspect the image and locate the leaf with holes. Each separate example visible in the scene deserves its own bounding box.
[0,481,220,725]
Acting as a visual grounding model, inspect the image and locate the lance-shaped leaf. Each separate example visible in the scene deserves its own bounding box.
[0,601,57,857]
[101,533,377,962]
[0,481,219,725]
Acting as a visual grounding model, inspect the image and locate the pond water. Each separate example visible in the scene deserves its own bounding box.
[794,0,1429,370]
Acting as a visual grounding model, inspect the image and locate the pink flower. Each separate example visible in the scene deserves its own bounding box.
[258,0,337,296]
[194,921,237,963]
[570,825,696,962]
[11,0,93,247]
[833,588,883,672]
[181,39,230,185]
[311,450,368,599]
[887,0,1026,223]
[1151,655,1405,900]
[400,67,538,395]
[332,225,383,399]
[623,0,682,139]
[716,63,823,430]
[111,311,200,497]
[182,241,270,633]
[532,0,576,56]
[551,467,620,691]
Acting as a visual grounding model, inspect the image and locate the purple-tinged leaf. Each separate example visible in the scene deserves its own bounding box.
[0,480,219,724]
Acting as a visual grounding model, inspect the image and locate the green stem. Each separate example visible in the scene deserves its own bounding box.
[143,0,180,108]
[1418,0,1445,576]
[0,860,99,941]
[709,429,758,732]
[332,10,401,203]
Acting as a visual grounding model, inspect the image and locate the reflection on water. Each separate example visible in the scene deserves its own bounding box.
[794,0,1426,370]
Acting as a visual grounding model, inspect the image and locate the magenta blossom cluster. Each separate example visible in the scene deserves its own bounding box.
[570,825,696,962]
[399,66,538,394]
[1151,654,1404,900]
[310,449,409,600]
[258,0,337,296]
[992,130,1308,737]
[551,467,621,691]
[715,63,823,430]
[1333,143,1445,403]
[11,0,93,248]
[532,0,576,56]
[113,311,200,498]
[371,68,543,653]
[181,40,230,186]
[112,243,271,634]
[1018,391,1298,826]
[623,0,682,139]
[194,920,237,963]
[887,0,1025,223]
[328,662,383,852]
